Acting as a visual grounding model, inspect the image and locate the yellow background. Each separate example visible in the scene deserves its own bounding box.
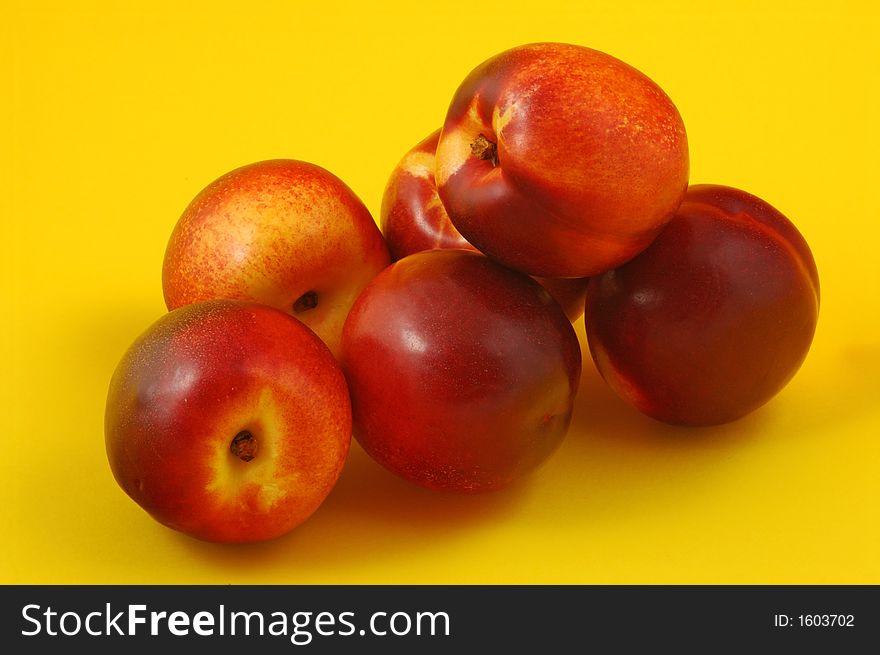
[2,0,878,584]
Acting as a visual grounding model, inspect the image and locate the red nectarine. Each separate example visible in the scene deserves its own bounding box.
[105,300,351,542]
[585,184,820,425]
[436,42,689,278]
[163,159,390,357]
[381,129,590,321]
[341,250,582,492]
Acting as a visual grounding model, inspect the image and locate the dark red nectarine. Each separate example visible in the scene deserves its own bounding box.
[585,184,820,426]
[341,250,582,492]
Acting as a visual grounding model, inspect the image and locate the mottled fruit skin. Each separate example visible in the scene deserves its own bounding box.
[381,130,468,259]
[105,300,352,543]
[341,250,582,492]
[436,42,689,278]
[163,159,390,357]
[585,184,820,426]
[381,129,590,321]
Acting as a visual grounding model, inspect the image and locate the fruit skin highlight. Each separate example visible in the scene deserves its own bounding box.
[585,184,820,426]
[381,129,590,322]
[105,300,352,543]
[162,159,390,357]
[436,42,689,279]
[341,249,582,493]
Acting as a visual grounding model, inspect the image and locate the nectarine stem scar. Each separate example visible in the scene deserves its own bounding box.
[231,430,258,462]
[471,134,498,167]
[293,291,319,314]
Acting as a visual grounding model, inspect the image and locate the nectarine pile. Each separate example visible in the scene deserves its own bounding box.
[105,42,818,543]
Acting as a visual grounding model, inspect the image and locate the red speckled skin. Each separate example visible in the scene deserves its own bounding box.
[163,159,390,357]
[104,300,351,543]
[435,42,689,278]
[585,185,820,426]
[340,250,581,492]
[380,129,590,321]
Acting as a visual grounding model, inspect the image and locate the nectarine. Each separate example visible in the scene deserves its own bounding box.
[163,159,390,357]
[436,42,689,278]
[105,300,351,542]
[585,184,820,425]
[341,250,581,492]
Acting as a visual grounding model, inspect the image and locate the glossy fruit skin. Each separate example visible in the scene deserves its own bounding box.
[341,249,582,492]
[105,300,351,543]
[435,42,689,279]
[162,159,390,357]
[381,130,468,259]
[380,129,590,321]
[585,184,820,426]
